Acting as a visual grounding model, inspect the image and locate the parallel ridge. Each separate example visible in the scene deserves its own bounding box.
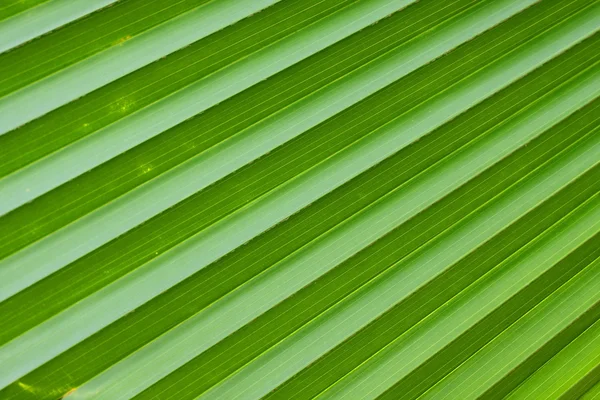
[0,0,599,399]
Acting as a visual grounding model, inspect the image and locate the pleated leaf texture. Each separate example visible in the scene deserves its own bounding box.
[1,0,600,399]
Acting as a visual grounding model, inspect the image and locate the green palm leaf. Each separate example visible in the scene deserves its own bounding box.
[0,0,599,398]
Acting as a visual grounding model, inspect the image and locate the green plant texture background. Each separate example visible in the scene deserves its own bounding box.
[0,0,599,398]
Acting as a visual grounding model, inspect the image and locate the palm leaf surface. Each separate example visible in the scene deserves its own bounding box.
[0,0,599,399]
